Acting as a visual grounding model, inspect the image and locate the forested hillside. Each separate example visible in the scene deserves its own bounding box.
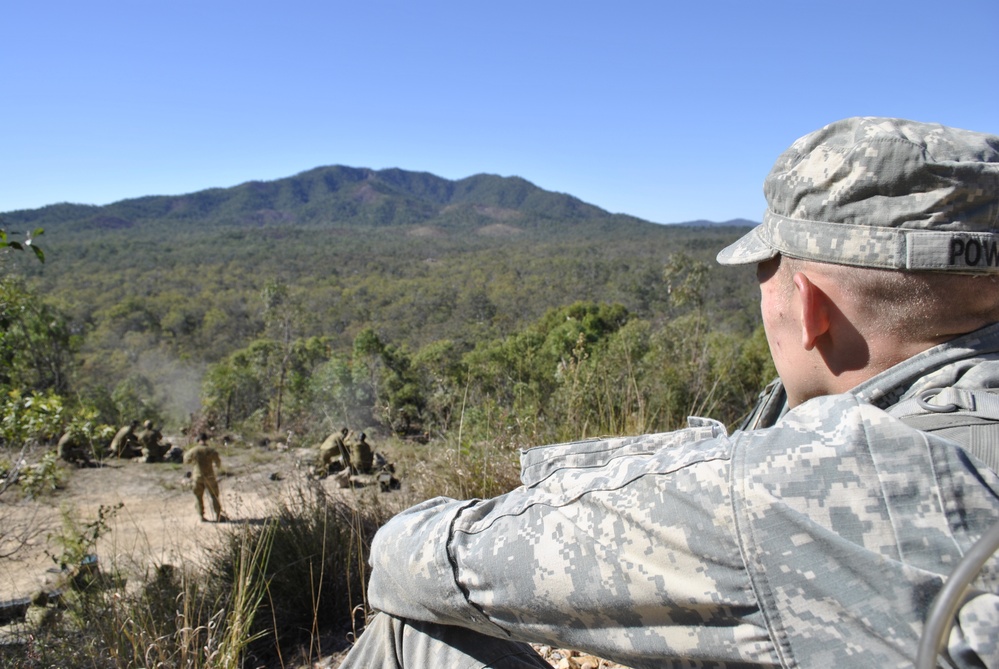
[1,166,775,666]
[1,166,768,447]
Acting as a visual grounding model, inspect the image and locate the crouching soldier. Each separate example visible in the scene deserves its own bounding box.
[109,420,141,458]
[350,432,375,474]
[57,428,95,468]
[137,420,170,463]
[314,427,350,478]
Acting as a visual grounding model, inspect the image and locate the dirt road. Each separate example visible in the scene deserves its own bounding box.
[2,442,312,602]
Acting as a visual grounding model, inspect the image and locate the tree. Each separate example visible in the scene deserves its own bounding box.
[412,340,467,436]
[0,225,44,263]
[261,281,302,430]
[0,224,51,563]
[202,343,274,430]
[349,328,425,434]
[662,251,708,311]
[0,277,76,394]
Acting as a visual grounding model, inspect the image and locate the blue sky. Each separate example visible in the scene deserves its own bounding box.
[3,1,997,224]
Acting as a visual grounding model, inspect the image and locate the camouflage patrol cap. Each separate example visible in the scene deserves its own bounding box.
[717,117,999,272]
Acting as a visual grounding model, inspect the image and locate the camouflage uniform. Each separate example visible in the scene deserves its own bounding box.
[184,438,225,521]
[109,421,140,458]
[315,428,350,477]
[137,420,169,463]
[57,430,91,467]
[342,118,999,668]
[351,432,375,474]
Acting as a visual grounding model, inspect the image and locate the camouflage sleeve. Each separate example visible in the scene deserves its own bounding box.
[366,422,781,666]
[367,394,999,667]
[731,394,999,667]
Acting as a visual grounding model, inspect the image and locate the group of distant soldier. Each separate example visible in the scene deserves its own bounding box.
[57,419,180,469]
[14,424,402,635]
[54,421,398,528]
[55,420,226,522]
[112,419,179,462]
[314,427,399,491]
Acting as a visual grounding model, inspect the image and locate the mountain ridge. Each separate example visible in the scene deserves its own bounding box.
[2,166,756,232]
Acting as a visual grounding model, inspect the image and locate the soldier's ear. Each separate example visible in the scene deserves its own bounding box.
[793,271,831,351]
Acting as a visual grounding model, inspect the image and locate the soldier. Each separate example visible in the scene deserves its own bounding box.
[340,118,999,668]
[108,420,141,458]
[350,431,374,474]
[183,433,226,522]
[57,428,93,467]
[137,420,170,463]
[314,427,350,478]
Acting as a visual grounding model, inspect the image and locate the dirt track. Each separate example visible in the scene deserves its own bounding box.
[2,442,316,602]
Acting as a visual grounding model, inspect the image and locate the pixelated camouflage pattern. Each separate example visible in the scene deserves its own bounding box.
[717,117,999,273]
[364,323,999,668]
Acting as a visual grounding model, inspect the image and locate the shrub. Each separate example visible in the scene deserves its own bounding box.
[200,479,390,665]
[0,389,65,448]
[399,434,523,502]
[17,451,64,498]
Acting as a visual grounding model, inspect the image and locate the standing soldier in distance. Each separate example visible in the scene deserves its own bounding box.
[184,433,227,522]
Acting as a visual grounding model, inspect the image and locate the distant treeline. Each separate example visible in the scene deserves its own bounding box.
[1,166,768,448]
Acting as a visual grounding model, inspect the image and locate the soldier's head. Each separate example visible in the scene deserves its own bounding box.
[341,427,349,436]
[718,117,999,407]
[144,420,153,429]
